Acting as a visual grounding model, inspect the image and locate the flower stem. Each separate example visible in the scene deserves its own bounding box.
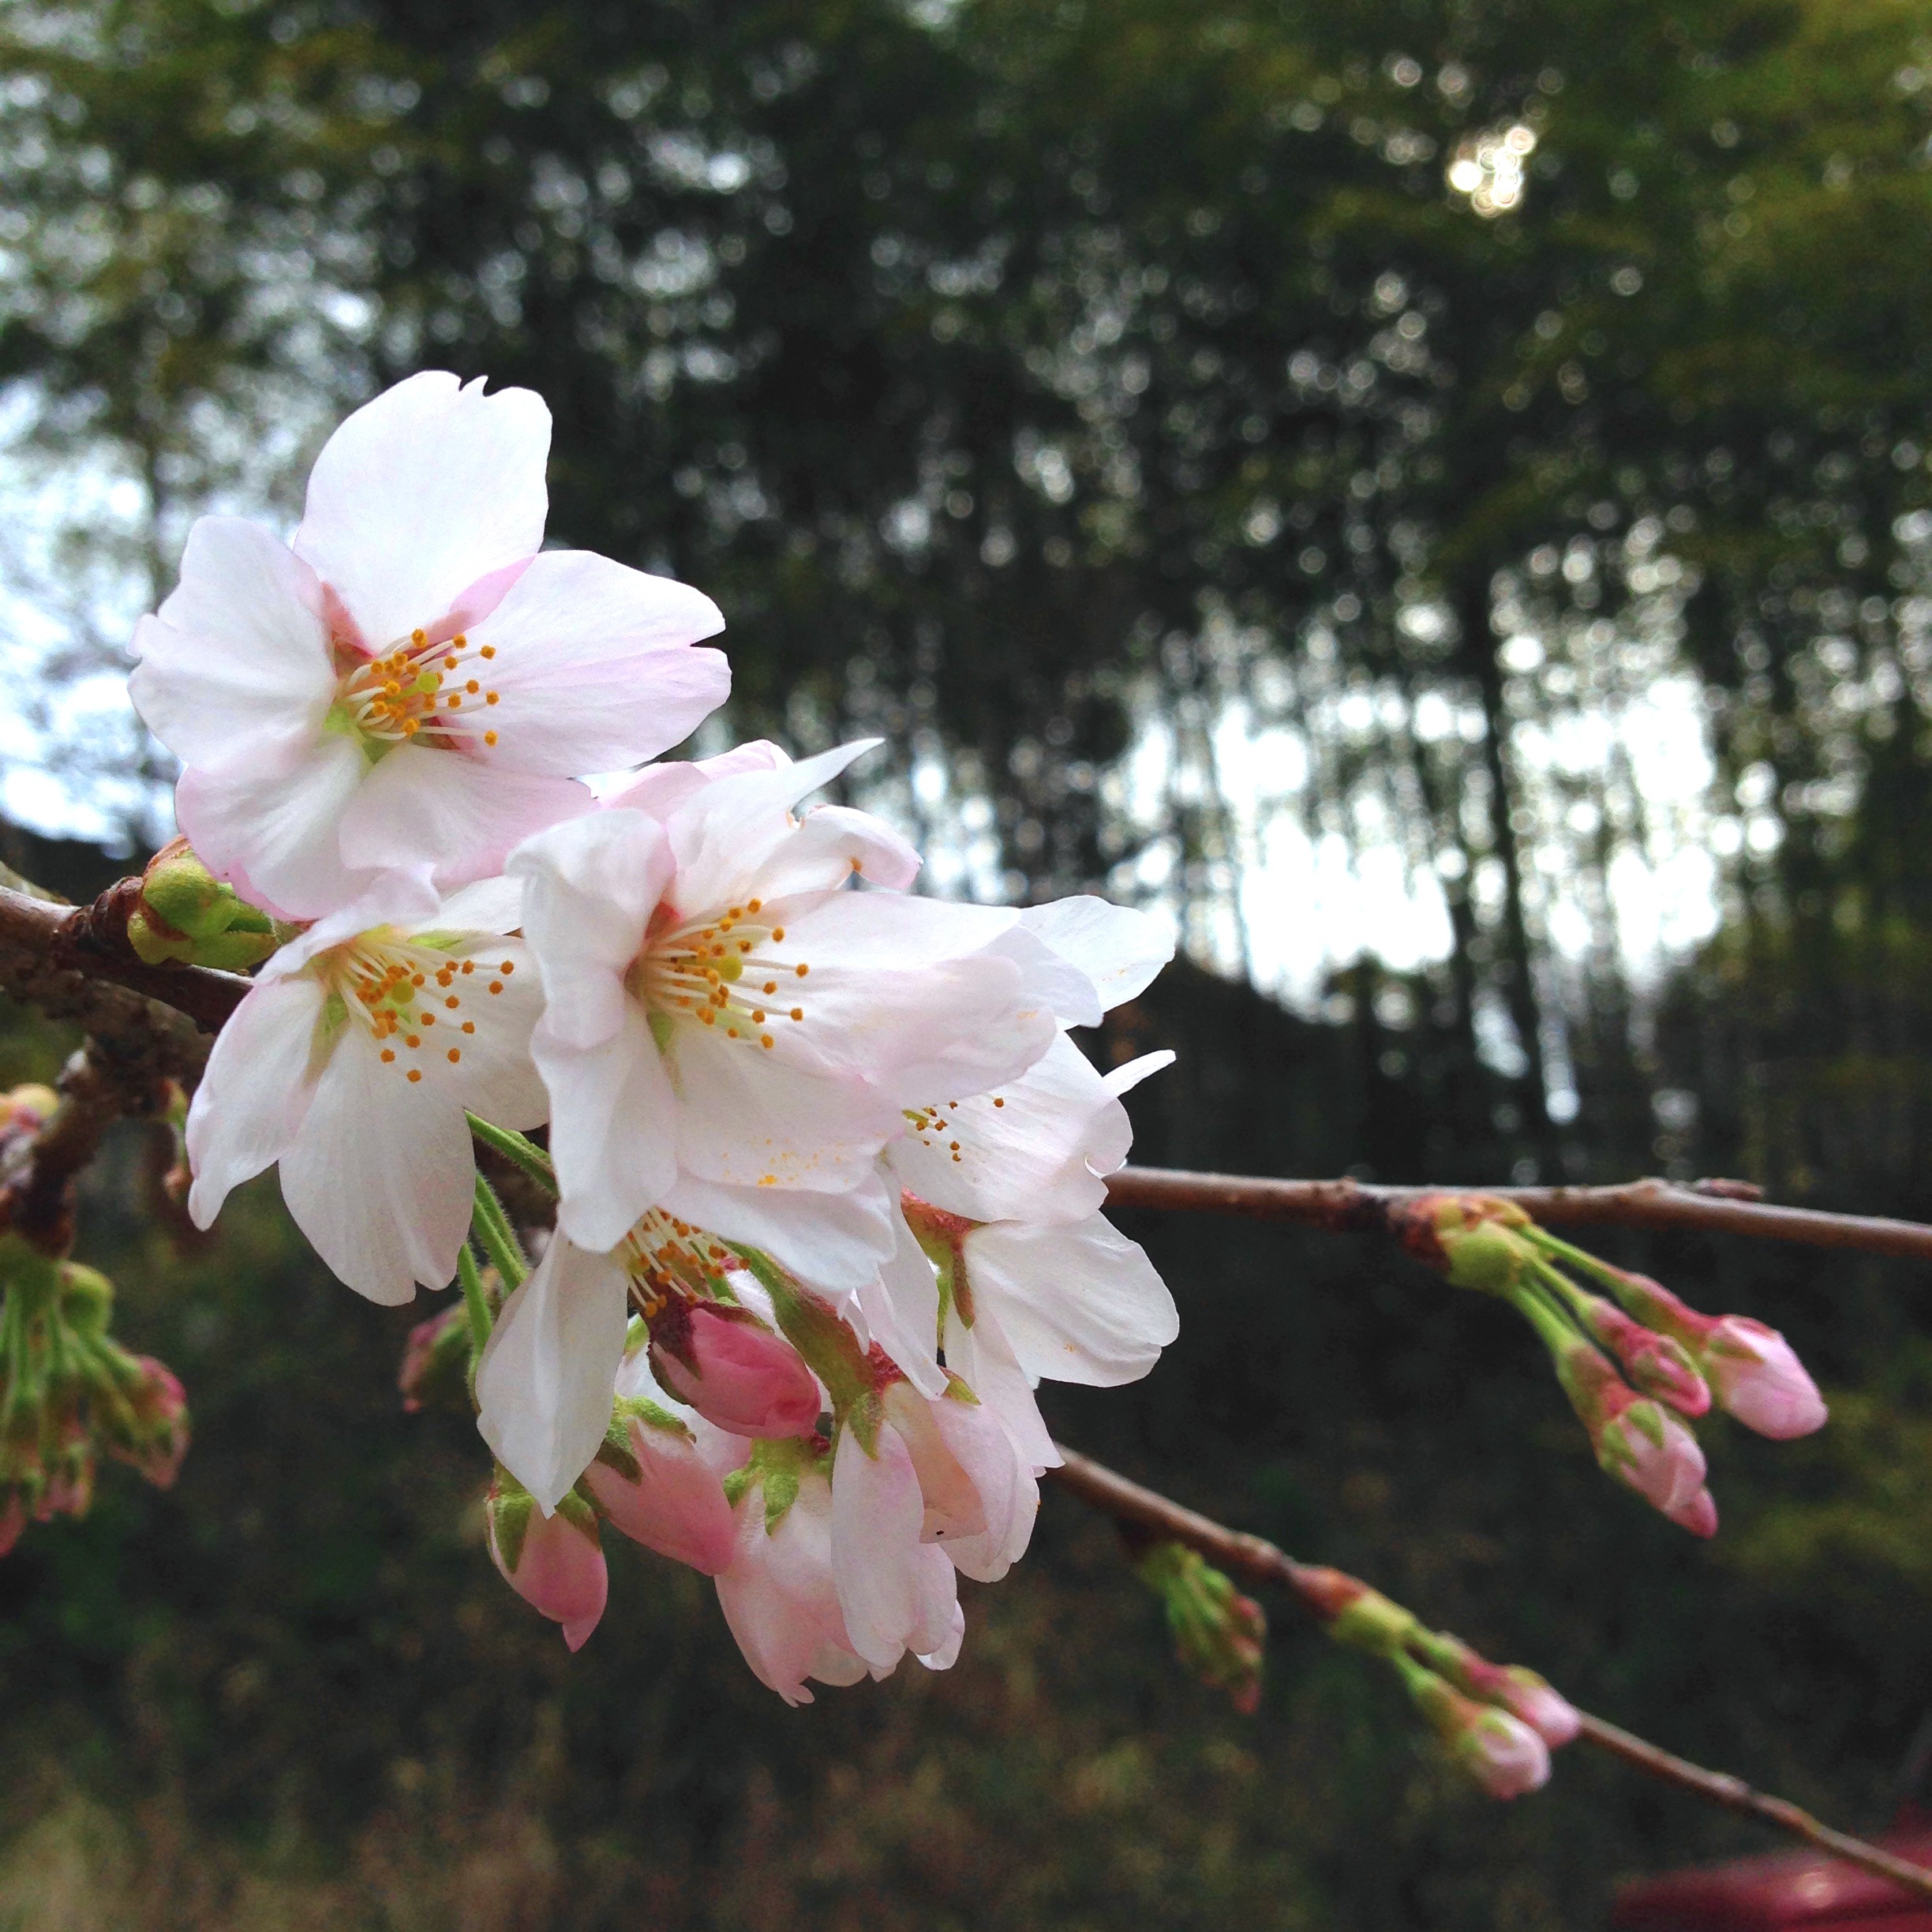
[456,1241,492,1389]
[465,1114,556,1196]
[469,1177,528,1293]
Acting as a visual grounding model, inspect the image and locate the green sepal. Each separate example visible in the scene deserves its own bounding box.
[55,1263,114,1340]
[736,1248,874,1414]
[490,1473,535,1573]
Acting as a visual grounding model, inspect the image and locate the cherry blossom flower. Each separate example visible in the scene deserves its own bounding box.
[185,874,547,1304]
[714,1443,878,1705]
[1457,1705,1553,1799]
[508,740,1058,1263]
[1699,1317,1829,1439]
[131,372,728,919]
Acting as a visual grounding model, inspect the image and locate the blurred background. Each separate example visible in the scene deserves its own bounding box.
[2,0,1931,1923]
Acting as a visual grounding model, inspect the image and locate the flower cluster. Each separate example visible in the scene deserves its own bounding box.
[0,1220,189,1552]
[1311,1567,1579,1800]
[1397,1194,1826,1535]
[139,375,1179,1695]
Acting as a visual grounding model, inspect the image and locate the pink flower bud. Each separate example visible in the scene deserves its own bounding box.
[486,1479,608,1651]
[1597,1390,1718,1538]
[397,1303,470,1414]
[112,1356,190,1489]
[1579,1301,1709,1417]
[1497,1668,1582,1748]
[1701,1316,1828,1440]
[649,1301,822,1439]
[1457,1706,1553,1799]
[581,1410,737,1575]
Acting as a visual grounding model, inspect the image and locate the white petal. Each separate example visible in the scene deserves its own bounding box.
[459,550,728,773]
[830,1422,925,1672]
[264,871,445,979]
[278,1030,475,1305]
[889,1032,1119,1225]
[339,743,587,895]
[1104,1048,1174,1099]
[511,809,674,1048]
[989,923,1103,1028]
[412,933,550,1129]
[665,739,882,912]
[661,1170,899,1292]
[665,1020,897,1194]
[856,1213,947,1395]
[426,874,525,935]
[967,1215,1178,1387]
[742,805,921,899]
[942,1304,1059,1472]
[293,372,551,648]
[477,1237,631,1512]
[758,893,1051,1103]
[175,728,375,922]
[537,1005,680,1252]
[185,974,325,1227]
[1018,897,1173,1016]
[129,518,335,766]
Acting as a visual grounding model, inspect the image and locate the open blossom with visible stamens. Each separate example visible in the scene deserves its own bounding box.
[185,874,546,1304]
[507,740,1058,1266]
[131,371,728,919]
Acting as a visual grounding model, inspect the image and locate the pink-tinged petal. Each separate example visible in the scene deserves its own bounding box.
[339,743,588,896]
[129,517,335,765]
[743,805,922,899]
[535,1006,680,1252]
[477,1238,630,1511]
[1017,897,1174,1017]
[830,1421,927,1672]
[1460,1710,1552,1799]
[941,1304,1059,1473]
[889,1034,1120,1226]
[185,974,325,1227]
[856,1214,946,1396]
[176,728,374,922]
[929,1393,1038,1584]
[582,1414,737,1573]
[278,1030,474,1305]
[967,1214,1178,1388]
[665,1023,899,1194]
[294,372,550,648]
[878,1384,987,1544]
[459,550,728,773]
[510,810,674,1048]
[488,1489,608,1651]
[661,1170,898,1293]
[440,556,533,634]
[607,739,788,817]
[666,739,883,912]
[261,873,446,983]
[1702,1317,1829,1439]
[650,1304,822,1439]
[908,1544,964,1662]
[717,1472,856,1704]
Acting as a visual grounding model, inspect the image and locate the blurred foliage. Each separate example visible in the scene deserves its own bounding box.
[2,0,1932,1926]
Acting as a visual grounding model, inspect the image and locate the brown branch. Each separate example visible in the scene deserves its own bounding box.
[1105,1167,1932,1265]
[1046,1445,1932,1903]
[0,879,246,1253]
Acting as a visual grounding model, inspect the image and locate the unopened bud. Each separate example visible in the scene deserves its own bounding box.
[1399,1654,1552,1799]
[581,1399,737,1575]
[1411,1628,1581,1747]
[485,1471,608,1651]
[1700,1316,1827,1440]
[1570,1293,1709,1417]
[1136,1541,1267,1713]
[127,837,279,971]
[649,1300,822,1439]
[398,1302,472,1413]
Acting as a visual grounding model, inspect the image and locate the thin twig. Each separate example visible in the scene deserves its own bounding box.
[1105,1166,1932,1264]
[1046,1445,1932,1901]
